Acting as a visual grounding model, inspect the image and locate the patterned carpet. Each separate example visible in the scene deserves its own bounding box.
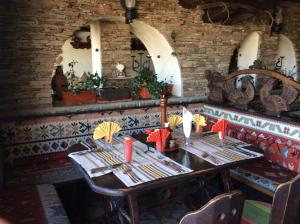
[57,182,191,224]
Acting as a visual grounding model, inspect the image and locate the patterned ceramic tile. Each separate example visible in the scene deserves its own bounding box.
[201,105,300,142]
[0,105,200,159]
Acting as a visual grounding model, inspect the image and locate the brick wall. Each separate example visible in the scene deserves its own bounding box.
[0,0,299,114]
[281,2,300,80]
[101,21,132,78]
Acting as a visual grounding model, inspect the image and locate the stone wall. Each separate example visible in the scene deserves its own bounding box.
[0,0,299,114]
[101,21,132,78]
[281,2,300,80]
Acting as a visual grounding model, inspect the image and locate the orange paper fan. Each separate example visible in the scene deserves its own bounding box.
[93,121,121,143]
[211,119,228,140]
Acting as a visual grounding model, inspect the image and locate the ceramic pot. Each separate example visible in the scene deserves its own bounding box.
[62,90,97,106]
[139,84,152,99]
[166,84,173,96]
[51,66,67,100]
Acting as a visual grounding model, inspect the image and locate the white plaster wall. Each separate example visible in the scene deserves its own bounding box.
[238,32,260,70]
[237,32,260,87]
[130,21,182,96]
[277,34,298,80]
[90,21,102,75]
[61,31,92,77]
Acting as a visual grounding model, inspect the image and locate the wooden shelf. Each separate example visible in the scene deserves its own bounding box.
[108,77,133,80]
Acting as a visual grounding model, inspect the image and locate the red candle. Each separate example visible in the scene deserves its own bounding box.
[124,137,133,163]
[196,125,203,134]
[219,131,225,141]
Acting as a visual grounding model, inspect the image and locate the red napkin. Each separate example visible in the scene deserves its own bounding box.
[146,128,170,152]
[146,128,153,134]
[211,119,228,141]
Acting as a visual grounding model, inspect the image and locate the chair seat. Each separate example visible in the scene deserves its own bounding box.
[230,159,297,195]
[0,184,70,224]
[4,152,82,188]
[241,200,271,224]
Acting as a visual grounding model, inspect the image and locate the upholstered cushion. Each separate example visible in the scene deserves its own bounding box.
[241,200,271,224]
[0,184,70,224]
[230,160,297,195]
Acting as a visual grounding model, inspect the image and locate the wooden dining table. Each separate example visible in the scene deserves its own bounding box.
[67,134,263,224]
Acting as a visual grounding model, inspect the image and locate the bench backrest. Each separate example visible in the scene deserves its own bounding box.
[179,191,244,224]
[270,174,300,224]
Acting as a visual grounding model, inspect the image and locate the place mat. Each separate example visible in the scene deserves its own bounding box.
[108,137,193,187]
[173,131,263,166]
[70,138,192,187]
[68,142,123,178]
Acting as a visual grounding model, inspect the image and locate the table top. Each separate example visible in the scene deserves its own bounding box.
[67,134,263,197]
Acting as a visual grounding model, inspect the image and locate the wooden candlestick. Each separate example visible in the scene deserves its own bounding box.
[160,94,168,128]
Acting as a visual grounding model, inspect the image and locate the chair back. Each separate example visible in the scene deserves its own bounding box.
[179,191,244,224]
[269,174,300,224]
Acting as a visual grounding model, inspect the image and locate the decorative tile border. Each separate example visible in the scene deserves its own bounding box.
[1,103,299,161]
[201,105,300,142]
[0,105,201,159]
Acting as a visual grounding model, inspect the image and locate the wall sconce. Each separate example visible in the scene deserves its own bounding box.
[120,0,136,24]
[272,7,283,34]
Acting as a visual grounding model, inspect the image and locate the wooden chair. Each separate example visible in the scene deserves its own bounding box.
[242,174,300,224]
[179,191,244,224]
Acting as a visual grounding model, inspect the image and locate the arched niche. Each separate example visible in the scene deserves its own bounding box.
[238,32,260,70]
[276,34,298,81]
[61,32,92,77]
[130,20,182,96]
[96,17,182,96]
[236,32,261,86]
[58,16,182,96]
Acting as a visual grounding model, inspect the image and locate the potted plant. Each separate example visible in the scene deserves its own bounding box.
[129,68,167,99]
[147,80,168,99]
[62,61,104,106]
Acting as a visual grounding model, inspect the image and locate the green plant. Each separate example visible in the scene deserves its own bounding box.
[147,80,168,99]
[128,68,169,99]
[65,60,105,94]
[128,68,157,98]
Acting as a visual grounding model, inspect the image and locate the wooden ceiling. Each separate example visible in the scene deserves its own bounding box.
[178,0,295,25]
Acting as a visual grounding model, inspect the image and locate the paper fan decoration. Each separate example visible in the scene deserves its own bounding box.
[146,129,170,152]
[168,115,183,130]
[193,114,207,133]
[211,119,228,141]
[93,122,121,143]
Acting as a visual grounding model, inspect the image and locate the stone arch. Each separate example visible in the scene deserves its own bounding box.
[130,20,182,96]
[277,34,298,81]
[60,16,183,96]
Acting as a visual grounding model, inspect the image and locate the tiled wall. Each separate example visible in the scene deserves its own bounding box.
[1,103,299,172]
[0,104,201,159]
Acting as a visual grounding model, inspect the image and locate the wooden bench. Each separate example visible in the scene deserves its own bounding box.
[203,117,299,197]
[4,152,83,188]
[0,184,70,224]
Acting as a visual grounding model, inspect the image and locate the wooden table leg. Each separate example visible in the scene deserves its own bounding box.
[127,194,139,224]
[221,170,232,193]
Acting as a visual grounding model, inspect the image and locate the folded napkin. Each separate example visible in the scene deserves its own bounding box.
[93,122,121,143]
[182,107,193,139]
[211,119,228,141]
